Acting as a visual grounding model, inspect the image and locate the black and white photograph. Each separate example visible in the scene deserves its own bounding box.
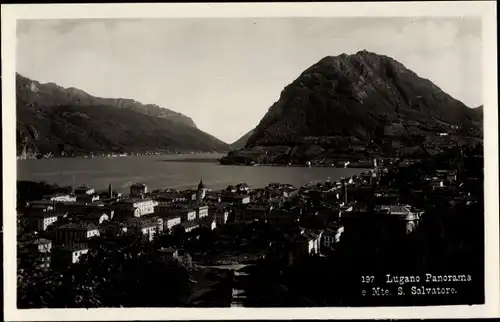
[2,2,499,320]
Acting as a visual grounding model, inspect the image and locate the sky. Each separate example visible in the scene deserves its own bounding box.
[16,17,482,143]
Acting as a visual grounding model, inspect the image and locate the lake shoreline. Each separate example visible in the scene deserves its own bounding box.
[17,154,369,194]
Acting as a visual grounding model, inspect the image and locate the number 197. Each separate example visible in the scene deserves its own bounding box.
[361,276,374,283]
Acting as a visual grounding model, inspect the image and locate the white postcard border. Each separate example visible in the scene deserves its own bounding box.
[2,2,498,320]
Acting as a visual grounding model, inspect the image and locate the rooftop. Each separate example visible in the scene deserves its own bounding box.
[122,197,153,203]
[22,237,52,246]
[378,205,413,214]
[164,215,182,221]
[181,221,199,229]
[58,242,89,252]
[29,198,57,205]
[87,212,108,219]
[43,193,71,198]
[26,211,59,218]
[126,217,158,228]
[57,222,98,231]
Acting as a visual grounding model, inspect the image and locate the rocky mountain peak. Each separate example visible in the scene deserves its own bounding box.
[242,50,481,154]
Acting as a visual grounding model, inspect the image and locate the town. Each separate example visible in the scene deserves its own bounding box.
[16,144,484,308]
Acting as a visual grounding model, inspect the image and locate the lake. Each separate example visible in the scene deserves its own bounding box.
[17,153,368,193]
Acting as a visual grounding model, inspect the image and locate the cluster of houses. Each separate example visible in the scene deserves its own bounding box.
[18,153,476,271]
[18,179,231,269]
[261,161,471,265]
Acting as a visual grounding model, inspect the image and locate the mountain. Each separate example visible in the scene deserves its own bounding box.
[230,129,254,150]
[16,74,230,157]
[222,50,482,165]
[17,73,196,127]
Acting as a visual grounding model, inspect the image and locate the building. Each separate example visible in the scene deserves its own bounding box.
[321,224,344,250]
[117,198,158,217]
[301,229,323,255]
[163,216,182,230]
[177,207,197,222]
[377,205,423,233]
[151,190,187,203]
[214,210,229,225]
[20,237,52,253]
[55,201,90,215]
[54,223,100,245]
[24,201,56,217]
[341,204,423,252]
[130,183,148,198]
[51,243,89,268]
[43,193,77,203]
[86,212,110,225]
[195,217,217,231]
[25,211,59,231]
[196,179,207,204]
[196,205,209,219]
[99,184,122,199]
[76,193,100,203]
[154,204,196,222]
[125,217,160,241]
[235,204,270,222]
[204,193,222,203]
[74,185,95,196]
[221,194,251,205]
[18,238,52,269]
[179,221,199,233]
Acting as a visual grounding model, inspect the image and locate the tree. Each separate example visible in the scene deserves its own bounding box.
[18,234,193,308]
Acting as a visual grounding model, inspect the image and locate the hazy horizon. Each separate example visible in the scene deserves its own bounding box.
[17,17,482,143]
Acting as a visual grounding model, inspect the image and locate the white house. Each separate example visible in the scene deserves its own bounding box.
[197,205,209,219]
[163,216,181,230]
[87,212,110,225]
[302,229,323,255]
[214,210,229,225]
[120,198,158,217]
[25,211,59,231]
[44,193,77,202]
[180,221,199,233]
[321,225,344,249]
[21,237,52,253]
[54,223,100,245]
[155,204,197,222]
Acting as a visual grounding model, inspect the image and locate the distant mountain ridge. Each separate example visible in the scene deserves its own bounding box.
[17,73,197,127]
[223,50,482,164]
[16,74,229,157]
